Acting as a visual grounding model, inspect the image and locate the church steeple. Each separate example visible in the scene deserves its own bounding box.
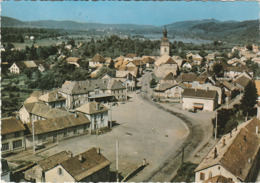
[160,27,170,56]
[163,26,167,38]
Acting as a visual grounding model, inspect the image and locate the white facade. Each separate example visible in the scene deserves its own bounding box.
[182,97,217,111]
[45,165,75,183]
[84,112,108,131]
[195,165,240,183]
[9,63,21,74]
[160,45,170,56]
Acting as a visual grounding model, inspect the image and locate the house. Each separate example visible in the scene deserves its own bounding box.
[25,113,90,147]
[194,118,260,182]
[182,61,193,71]
[159,72,177,84]
[24,90,47,104]
[89,54,106,68]
[142,56,156,69]
[182,88,218,111]
[172,56,183,68]
[19,102,71,124]
[115,72,137,91]
[76,102,109,132]
[115,60,129,70]
[176,73,197,84]
[154,83,186,99]
[9,60,45,74]
[190,83,223,105]
[1,117,26,154]
[203,175,234,183]
[59,79,127,109]
[43,148,110,182]
[219,81,239,100]
[233,76,251,91]
[154,55,178,78]
[193,54,203,65]
[224,65,253,79]
[38,89,66,108]
[124,53,137,61]
[65,57,81,67]
[24,151,72,182]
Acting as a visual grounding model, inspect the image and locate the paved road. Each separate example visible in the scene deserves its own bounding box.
[8,91,190,182]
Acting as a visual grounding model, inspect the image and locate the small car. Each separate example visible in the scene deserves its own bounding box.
[188,108,197,113]
[35,144,46,151]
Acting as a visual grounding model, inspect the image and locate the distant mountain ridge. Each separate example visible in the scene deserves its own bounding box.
[1,16,258,43]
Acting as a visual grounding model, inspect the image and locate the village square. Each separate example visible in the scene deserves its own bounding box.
[1,1,260,182]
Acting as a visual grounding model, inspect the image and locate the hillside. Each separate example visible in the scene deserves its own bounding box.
[1,16,258,43]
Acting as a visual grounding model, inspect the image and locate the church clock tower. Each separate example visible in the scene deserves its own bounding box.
[160,27,170,56]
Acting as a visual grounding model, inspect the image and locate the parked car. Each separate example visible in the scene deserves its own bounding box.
[188,108,197,113]
[35,144,45,151]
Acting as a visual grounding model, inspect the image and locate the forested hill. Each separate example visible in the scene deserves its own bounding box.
[1,16,258,43]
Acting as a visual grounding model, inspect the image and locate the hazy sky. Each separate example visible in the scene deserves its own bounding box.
[1,1,259,26]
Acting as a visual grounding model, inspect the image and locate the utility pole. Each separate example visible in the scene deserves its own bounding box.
[116,140,119,182]
[110,102,112,128]
[215,111,218,140]
[32,121,35,155]
[181,146,185,164]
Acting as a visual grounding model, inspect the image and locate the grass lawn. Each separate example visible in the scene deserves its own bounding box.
[172,161,198,182]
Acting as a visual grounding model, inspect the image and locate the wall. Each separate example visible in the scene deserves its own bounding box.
[85,111,109,131]
[45,165,75,183]
[182,97,215,111]
[81,165,110,182]
[19,107,31,123]
[9,64,20,74]
[25,124,90,148]
[154,64,178,78]
[195,165,240,183]
[2,131,25,154]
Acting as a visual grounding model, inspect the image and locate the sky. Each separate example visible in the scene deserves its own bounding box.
[1,1,259,26]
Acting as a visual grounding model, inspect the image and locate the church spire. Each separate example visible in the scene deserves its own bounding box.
[163,26,167,38]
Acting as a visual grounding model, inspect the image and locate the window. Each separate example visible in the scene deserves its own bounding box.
[64,129,68,137]
[200,172,205,180]
[208,171,212,179]
[2,135,6,140]
[13,140,22,149]
[74,127,78,134]
[58,168,62,175]
[15,132,20,137]
[40,134,47,141]
[101,114,104,120]
[2,143,9,151]
[83,124,89,131]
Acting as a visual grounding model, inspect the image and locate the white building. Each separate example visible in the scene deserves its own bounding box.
[76,102,109,132]
[182,88,218,111]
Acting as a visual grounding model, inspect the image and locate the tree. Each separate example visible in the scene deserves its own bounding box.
[24,68,33,79]
[240,81,258,116]
[246,44,253,51]
[108,59,115,69]
[213,63,223,77]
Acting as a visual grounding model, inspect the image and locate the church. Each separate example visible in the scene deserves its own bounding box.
[154,28,178,78]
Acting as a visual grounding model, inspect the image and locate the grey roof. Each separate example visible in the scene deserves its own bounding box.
[59,79,126,95]
[182,88,217,100]
[27,113,90,135]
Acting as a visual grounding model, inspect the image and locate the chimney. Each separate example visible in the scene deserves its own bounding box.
[143,158,146,166]
[222,138,226,147]
[244,135,246,141]
[97,147,101,155]
[56,93,58,99]
[206,87,209,92]
[78,154,83,162]
[230,131,232,138]
[96,102,101,111]
[235,125,237,131]
[74,113,78,118]
[256,126,259,135]
[214,148,217,158]
[68,151,73,158]
[16,115,20,120]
